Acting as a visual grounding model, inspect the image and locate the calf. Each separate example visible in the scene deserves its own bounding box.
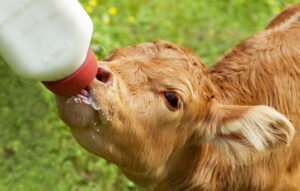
[56,4,300,191]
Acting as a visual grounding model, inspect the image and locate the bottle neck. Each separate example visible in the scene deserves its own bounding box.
[42,48,98,96]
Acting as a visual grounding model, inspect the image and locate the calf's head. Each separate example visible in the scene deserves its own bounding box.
[56,40,294,184]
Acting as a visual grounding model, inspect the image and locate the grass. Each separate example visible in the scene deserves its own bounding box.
[0,0,298,190]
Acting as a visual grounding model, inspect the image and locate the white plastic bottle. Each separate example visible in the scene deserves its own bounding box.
[0,0,98,96]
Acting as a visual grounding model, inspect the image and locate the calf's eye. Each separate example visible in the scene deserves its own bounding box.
[164,92,179,108]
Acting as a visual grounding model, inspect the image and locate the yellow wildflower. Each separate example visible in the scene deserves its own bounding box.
[109,7,117,15]
[268,0,275,4]
[103,16,110,24]
[128,16,135,23]
[89,0,97,7]
[208,29,215,36]
[85,6,93,13]
[273,7,281,14]
[159,2,165,8]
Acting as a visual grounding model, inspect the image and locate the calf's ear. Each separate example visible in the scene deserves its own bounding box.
[196,104,295,164]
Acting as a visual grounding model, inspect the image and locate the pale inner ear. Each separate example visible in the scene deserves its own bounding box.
[205,104,295,164]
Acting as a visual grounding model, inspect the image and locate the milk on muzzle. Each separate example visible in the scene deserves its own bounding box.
[0,0,98,96]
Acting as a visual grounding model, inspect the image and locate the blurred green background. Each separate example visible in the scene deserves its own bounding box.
[0,0,298,190]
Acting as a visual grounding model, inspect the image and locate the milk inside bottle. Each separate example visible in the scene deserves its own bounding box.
[0,0,98,96]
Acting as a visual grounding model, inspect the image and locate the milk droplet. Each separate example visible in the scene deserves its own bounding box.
[88,97,100,110]
[66,97,73,104]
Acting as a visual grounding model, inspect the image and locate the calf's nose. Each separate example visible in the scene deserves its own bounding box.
[95,64,113,85]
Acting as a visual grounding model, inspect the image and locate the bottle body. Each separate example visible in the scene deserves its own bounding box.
[0,0,93,81]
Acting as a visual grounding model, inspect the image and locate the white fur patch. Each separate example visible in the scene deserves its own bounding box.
[271,11,300,31]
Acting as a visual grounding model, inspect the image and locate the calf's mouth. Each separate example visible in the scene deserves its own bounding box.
[72,88,101,111]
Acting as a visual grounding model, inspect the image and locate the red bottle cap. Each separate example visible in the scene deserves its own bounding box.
[42,48,97,96]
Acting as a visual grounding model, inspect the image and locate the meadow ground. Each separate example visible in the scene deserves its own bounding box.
[0,0,298,190]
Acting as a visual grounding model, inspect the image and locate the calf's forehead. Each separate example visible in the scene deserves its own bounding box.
[104,41,209,85]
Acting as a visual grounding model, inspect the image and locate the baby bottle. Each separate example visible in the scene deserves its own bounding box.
[0,0,97,96]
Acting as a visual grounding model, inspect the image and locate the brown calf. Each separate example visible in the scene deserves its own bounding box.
[56,4,300,191]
